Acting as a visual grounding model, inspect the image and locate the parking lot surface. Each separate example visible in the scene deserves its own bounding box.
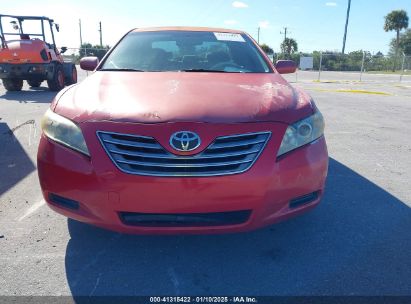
[0,70,410,296]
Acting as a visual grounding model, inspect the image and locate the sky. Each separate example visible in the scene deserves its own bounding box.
[2,0,410,54]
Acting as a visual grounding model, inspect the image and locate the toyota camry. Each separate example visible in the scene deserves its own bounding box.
[37,27,328,234]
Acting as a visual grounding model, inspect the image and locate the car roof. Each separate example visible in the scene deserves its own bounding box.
[131,26,246,34]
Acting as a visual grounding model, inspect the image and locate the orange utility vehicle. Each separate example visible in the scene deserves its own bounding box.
[0,14,77,91]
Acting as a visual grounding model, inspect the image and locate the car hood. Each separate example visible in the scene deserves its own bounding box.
[53,72,314,124]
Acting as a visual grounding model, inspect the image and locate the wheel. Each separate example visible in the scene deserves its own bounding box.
[27,80,42,88]
[2,79,23,91]
[47,65,65,91]
[65,64,77,85]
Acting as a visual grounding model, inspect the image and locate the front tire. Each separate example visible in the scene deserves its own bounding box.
[47,65,65,91]
[2,79,23,91]
[27,80,42,88]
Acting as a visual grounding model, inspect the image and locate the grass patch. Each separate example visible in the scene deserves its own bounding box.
[367,70,411,75]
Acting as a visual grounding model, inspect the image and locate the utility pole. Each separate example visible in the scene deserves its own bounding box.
[79,19,83,47]
[342,0,351,54]
[257,27,260,44]
[280,27,288,41]
[98,21,103,47]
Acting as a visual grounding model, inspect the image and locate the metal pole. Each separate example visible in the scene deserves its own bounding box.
[360,51,365,81]
[99,21,102,47]
[257,27,260,44]
[40,19,45,42]
[318,52,323,81]
[18,20,23,34]
[281,27,288,41]
[49,20,57,52]
[0,17,5,48]
[342,0,351,54]
[400,52,406,82]
[79,19,83,47]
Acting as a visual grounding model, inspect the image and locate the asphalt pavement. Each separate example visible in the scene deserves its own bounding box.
[0,70,410,297]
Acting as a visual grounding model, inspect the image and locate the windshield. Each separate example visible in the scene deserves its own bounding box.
[100,31,272,73]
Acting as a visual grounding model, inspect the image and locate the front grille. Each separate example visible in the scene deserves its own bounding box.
[97,131,271,177]
[119,210,252,227]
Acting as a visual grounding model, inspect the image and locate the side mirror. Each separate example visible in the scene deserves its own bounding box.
[80,56,99,71]
[275,60,297,74]
[60,46,68,54]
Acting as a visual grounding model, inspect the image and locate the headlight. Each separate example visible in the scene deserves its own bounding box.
[277,111,324,157]
[41,109,90,156]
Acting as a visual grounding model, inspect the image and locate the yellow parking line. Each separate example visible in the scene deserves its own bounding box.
[311,88,392,95]
[312,80,361,84]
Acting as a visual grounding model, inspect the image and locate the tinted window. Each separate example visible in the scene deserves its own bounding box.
[101,31,271,73]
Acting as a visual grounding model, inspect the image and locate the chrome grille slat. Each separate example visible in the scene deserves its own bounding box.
[97,131,271,177]
[102,138,162,150]
[108,147,173,159]
[108,146,261,160]
[114,151,255,163]
[122,163,252,176]
[115,157,254,168]
[207,137,267,150]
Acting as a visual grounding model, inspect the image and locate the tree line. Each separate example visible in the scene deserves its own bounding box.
[260,9,410,72]
[62,43,110,63]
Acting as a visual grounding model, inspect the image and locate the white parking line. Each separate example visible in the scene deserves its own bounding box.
[18,199,46,221]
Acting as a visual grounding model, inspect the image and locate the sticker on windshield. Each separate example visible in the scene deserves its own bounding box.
[214,32,245,42]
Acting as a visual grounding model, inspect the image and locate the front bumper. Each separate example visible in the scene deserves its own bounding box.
[37,121,328,234]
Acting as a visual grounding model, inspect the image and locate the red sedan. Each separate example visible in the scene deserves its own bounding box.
[37,27,328,234]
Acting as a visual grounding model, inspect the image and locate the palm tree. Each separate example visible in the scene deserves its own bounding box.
[384,10,409,56]
[260,43,273,55]
[280,38,298,59]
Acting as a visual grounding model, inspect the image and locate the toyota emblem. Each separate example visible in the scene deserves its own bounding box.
[170,131,201,152]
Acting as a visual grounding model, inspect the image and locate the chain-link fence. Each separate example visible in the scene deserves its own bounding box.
[61,47,110,63]
[273,51,411,82]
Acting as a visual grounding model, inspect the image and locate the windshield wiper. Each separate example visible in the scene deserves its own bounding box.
[99,68,146,72]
